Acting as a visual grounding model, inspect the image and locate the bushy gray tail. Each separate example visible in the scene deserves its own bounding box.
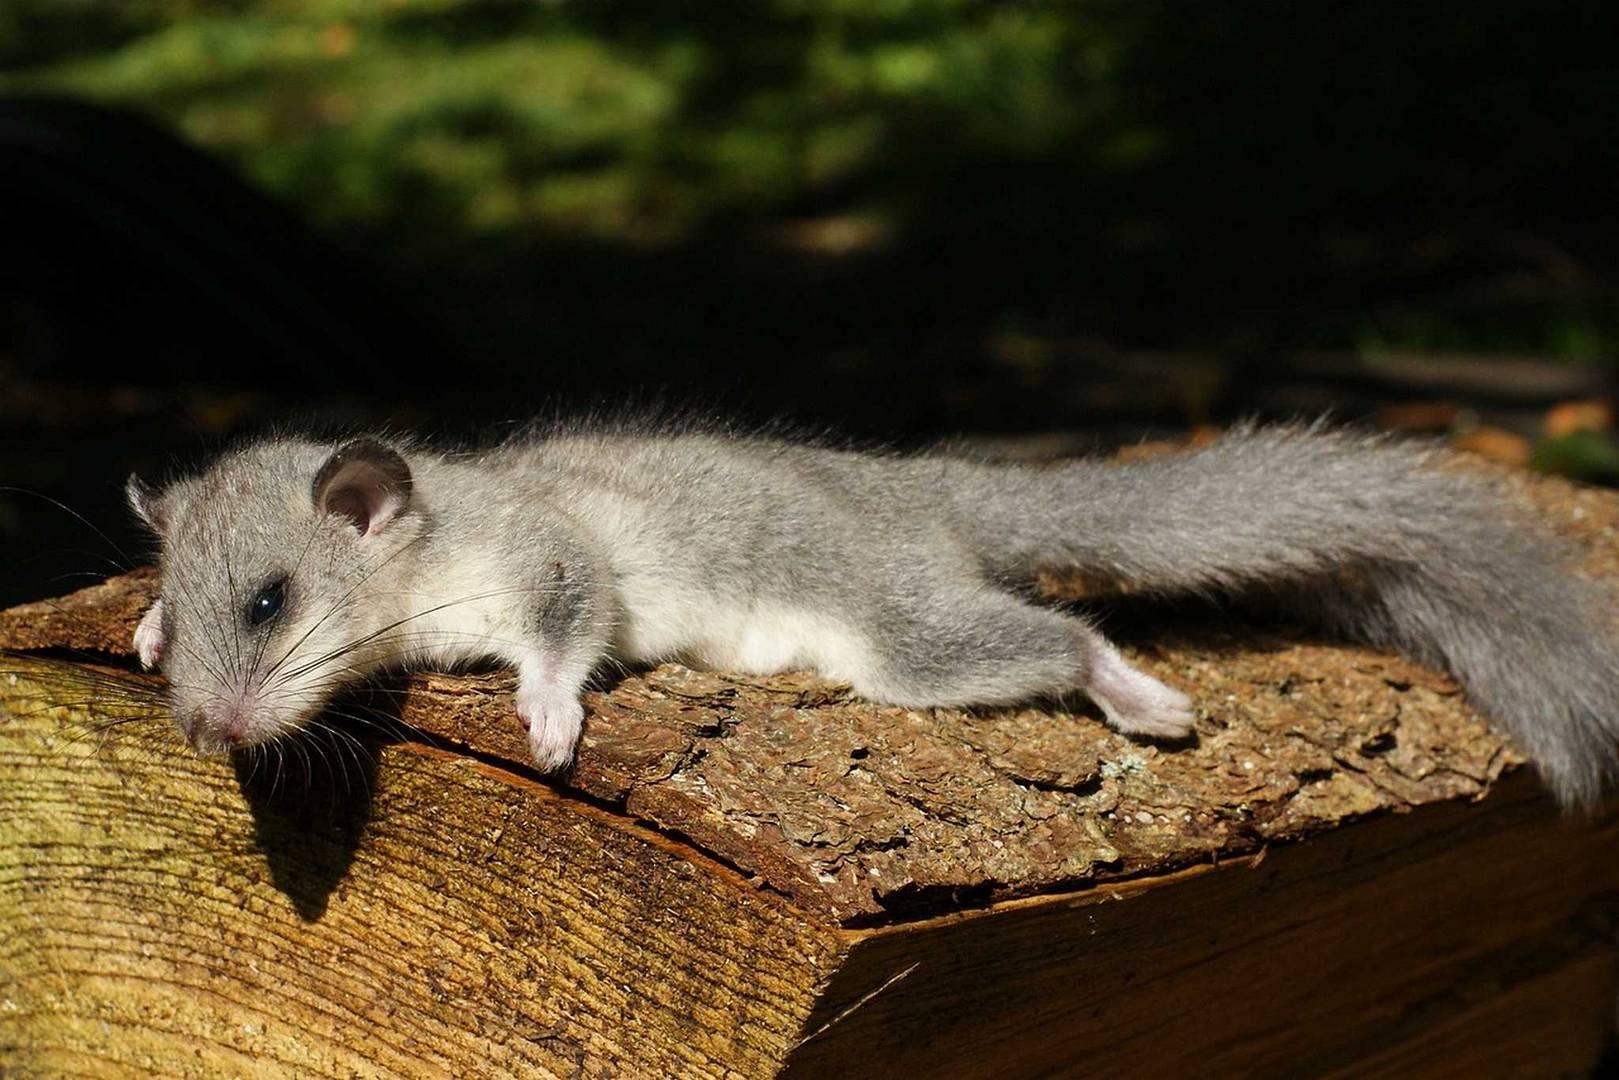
[947,425,1619,807]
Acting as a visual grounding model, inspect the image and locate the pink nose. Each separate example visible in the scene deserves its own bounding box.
[189,700,251,749]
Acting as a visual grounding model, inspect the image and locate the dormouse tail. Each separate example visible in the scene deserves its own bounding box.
[947,425,1619,807]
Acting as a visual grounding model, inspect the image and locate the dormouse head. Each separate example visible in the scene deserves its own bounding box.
[128,437,420,754]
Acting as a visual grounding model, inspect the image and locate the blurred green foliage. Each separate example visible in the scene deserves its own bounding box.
[3,0,1616,390]
[3,0,1124,241]
[1532,430,1619,486]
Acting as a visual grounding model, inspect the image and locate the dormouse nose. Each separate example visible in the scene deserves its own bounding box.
[188,699,251,749]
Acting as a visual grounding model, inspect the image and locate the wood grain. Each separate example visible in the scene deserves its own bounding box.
[0,657,844,1079]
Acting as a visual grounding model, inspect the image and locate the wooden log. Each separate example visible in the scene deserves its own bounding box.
[4,462,1619,1076]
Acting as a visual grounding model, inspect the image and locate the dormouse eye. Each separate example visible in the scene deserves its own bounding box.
[246,577,287,628]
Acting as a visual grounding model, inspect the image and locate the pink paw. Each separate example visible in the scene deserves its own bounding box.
[133,600,166,670]
[515,685,585,772]
[1086,645,1196,739]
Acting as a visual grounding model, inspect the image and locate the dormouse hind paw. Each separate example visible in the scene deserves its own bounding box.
[1084,642,1196,740]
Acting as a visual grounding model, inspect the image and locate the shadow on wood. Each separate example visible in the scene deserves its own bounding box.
[232,720,386,923]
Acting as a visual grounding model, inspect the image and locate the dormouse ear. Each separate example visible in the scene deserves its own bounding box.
[312,439,413,537]
[126,474,168,534]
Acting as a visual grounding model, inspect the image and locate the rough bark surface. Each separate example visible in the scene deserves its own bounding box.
[785,773,1619,1078]
[4,459,1614,926]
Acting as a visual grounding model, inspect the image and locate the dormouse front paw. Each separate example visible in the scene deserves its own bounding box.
[134,600,166,670]
[515,683,586,772]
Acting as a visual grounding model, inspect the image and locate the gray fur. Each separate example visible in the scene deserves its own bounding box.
[132,422,1619,807]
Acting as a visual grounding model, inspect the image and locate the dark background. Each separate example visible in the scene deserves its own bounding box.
[3,0,1617,604]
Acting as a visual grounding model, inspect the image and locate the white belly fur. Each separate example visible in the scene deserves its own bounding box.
[614,582,872,682]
